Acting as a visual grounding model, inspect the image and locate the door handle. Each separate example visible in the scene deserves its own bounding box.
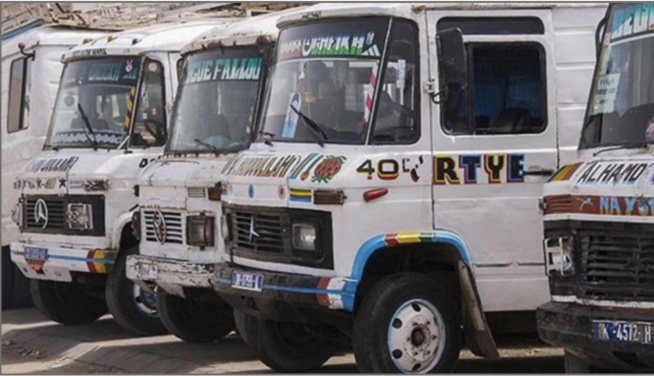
[524,169,554,177]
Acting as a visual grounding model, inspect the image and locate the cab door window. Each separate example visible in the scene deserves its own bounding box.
[7,57,30,133]
[131,59,166,147]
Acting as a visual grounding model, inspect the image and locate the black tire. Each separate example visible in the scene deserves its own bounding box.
[234,309,256,347]
[2,246,15,309]
[353,272,461,373]
[564,351,591,373]
[242,312,335,372]
[30,279,107,325]
[158,290,234,343]
[105,246,166,336]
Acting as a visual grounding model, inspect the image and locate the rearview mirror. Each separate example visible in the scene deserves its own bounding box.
[436,28,468,102]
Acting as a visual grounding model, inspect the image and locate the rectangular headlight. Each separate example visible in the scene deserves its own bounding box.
[67,203,93,230]
[186,215,215,248]
[544,236,574,276]
[292,222,318,251]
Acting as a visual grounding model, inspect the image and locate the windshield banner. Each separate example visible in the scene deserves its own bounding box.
[62,58,140,87]
[610,3,654,42]
[184,49,263,85]
[277,18,389,61]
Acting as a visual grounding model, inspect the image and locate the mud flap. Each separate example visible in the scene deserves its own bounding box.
[457,260,500,359]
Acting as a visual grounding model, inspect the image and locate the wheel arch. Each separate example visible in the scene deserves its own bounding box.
[351,231,499,360]
[110,209,138,253]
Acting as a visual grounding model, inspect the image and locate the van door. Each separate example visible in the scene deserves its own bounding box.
[428,9,557,311]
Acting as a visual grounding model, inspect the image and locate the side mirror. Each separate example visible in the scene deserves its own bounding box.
[435,28,468,104]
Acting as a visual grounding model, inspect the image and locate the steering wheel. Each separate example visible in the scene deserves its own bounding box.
[141,119,166,145]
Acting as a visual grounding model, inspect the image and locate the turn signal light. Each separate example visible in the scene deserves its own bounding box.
[363,188,388,202]
[313,189,345,205]
[208,182,222,201]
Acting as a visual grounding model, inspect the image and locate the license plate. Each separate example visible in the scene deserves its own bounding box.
[592,320,654,344]
[136,263,158,280]
[231,271,263,292]
[24,247,48,262]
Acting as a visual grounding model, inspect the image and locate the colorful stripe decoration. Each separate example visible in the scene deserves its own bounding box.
[289,188,312,203]
[383,232,434,246]
[86,249,116,273]
[289,153,319,180]
[363,63,379,125]
[548,162,583,182]
[123,86,136,129]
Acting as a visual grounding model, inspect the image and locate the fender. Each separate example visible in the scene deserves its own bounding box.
[350,231,500,359]
[110,209,138,251]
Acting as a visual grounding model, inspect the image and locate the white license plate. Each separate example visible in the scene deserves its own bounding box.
[136,263,158,280]
[592,320,654,344]
[231,271,263,292]
[24,247,48,262]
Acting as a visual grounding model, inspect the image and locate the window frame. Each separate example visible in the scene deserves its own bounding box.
[129,58,167,148]
[440,41,548,136]
[7,56,30,134]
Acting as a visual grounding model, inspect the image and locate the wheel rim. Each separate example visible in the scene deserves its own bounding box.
[132,285,158,316]
[387,298,446,373]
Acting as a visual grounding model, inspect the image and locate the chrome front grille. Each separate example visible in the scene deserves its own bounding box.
[143,210,183,244]
[25,198,65,229]
[231,211,287,254]
[21,195,105,236]
[579,232,654,301]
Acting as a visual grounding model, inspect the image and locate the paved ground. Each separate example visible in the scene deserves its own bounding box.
[1,308,564,374]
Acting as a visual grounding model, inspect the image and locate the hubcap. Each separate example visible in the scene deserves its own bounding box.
[387,299,446,373]
[132,285,158,316]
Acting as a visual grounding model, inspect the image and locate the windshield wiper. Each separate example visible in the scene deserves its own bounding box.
[260,131,276,146]
[77,103,99,149]
[290,104,327,147]
[194,138,219,151]
[593,141,651,157]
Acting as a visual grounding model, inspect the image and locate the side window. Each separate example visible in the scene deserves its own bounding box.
[443,43,546,135]
[131,60,167,147]
[371,19,420,144]
[7,57,30,133]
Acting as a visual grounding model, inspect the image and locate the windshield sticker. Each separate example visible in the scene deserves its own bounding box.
[72,48,107,58]
[25,156,79,173]
[312,155,347,183]
[88,60,137,82]
[63,58,141,87]
[591,73,621,114]
[434,154,525,185]
[281,93,302,138]
[51,130,124,146]
[185,57,263,84]
[575,161,652,185]
[278,30,383,61]
[610,3,654,42]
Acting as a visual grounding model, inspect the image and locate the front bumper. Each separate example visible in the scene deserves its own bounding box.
[10,241,117,282]
[126,255,215,296]
[211,262,356,312]
[537,301,654,371]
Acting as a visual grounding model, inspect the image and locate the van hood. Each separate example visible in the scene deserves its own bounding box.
[543,151,654,220]
[137,154,234,189]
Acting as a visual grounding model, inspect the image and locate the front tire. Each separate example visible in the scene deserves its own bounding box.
[353,273,461,373]
[106,246,166,335]
[241,312,335,372]
[158,291,234,343]
[30,279,107,325]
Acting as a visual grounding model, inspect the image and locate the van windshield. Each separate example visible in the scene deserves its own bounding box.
[580,4,654,149]
[167,47,264,154]
[259,18,409,145]
[45,58,140,149]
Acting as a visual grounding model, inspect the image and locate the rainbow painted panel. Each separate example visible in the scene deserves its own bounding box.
[289,188,312,203]
[548,162,582,182]
[86,249,116,273]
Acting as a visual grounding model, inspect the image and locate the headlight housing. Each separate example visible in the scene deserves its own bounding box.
[186,215,215,248]
[83,179,110,191]
[67,203,93,230]
[544,236,574,276]
[292,222,318,251]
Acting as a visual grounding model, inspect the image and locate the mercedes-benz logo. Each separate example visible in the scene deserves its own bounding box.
[34,199,49,229]
[248,214,259,243]
[152,211,167,244]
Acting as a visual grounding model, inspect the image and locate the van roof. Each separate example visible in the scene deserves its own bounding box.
[1,24,109,60]
[182,6,307,56]
[61,19,238,62]
[277,2,607,28]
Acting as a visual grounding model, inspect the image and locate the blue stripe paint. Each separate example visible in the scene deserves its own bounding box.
[289,196,311,203]
[14,252,114,264]
[214,276,351,296]
[350,231,472,281]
